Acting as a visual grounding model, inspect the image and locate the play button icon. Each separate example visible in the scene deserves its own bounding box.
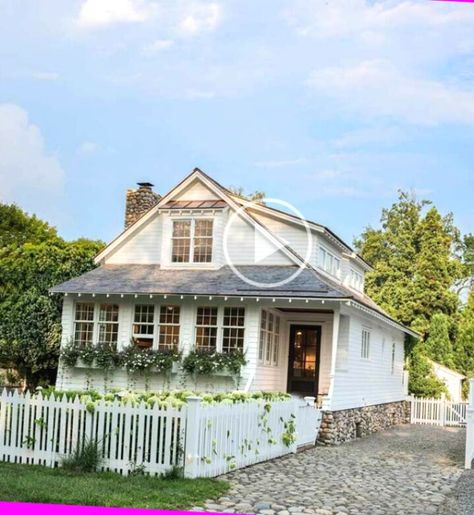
[223,197,313,289]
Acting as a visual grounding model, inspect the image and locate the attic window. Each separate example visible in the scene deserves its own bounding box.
[172,219,213,263]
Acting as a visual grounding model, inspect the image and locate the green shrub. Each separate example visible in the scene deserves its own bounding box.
[62,438,102,473]
[181,350,247,376]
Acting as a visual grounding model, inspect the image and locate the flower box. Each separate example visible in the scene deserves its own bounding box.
[73,360,180,374]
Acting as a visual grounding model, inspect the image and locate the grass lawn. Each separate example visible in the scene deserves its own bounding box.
[0,462,229,509]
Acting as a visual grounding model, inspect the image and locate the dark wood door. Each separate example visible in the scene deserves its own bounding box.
[287,325,321,396]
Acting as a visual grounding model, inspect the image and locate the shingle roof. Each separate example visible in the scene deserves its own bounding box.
[50,264,417,335]
[50,265,345,298]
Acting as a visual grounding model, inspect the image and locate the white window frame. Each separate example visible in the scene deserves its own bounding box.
[73,301,120,348]
[131,303,182,351]
[391,341,396,374]
[319,245,341,278]
[361,328,371,360]
[171,218,214,264]
[350,268,364,292]
[132,304,156,348]
[193,306,246,353]
[259,309,281,367]
[157,305,181,351]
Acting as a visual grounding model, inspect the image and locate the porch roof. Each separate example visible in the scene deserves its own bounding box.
[50,264,345,298]
[50,264,418,337]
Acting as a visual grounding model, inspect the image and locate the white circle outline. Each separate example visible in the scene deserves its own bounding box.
[223,198,313,289]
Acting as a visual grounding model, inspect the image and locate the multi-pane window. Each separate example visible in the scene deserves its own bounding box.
[361,328,371,359]
[74,302,95,346]
[196,307,218,350]
[259,310,281,367]
[222,307,245,353]
[97,304,119,348]
[391,341,396,374]
[172,220,191,262]
[319,247,341,277]
[350,269,363,291]
[158,306,180,351]
[171,219,213,263]
[193,220,213,263]
[133,305,155,348]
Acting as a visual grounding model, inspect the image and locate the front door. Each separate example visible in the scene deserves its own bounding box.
[287,325,321,396]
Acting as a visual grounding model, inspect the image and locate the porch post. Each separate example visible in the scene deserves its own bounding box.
[322,305,340,411]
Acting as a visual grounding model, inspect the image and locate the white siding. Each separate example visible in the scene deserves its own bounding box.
[106,216,162,265]
[223,214,293,266]
[431,361,464,403]
[330,309,406,410]
[173,179,219,201]
[57,296,260,394]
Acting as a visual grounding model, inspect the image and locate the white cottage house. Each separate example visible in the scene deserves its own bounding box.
[51,168,417,443]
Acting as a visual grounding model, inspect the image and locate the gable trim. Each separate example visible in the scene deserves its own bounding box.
[95,168,304,267]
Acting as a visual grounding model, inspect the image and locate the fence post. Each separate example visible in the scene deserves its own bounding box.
[183,396,201,478]
[441,393,446,427]
[303,396,316,407]
[466,379,474,469]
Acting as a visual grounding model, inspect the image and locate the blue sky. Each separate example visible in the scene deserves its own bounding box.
[0,0,473,246]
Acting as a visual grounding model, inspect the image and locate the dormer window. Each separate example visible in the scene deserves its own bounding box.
[319,246,341,277]
[172,219,213,263]
[349,269,364,292]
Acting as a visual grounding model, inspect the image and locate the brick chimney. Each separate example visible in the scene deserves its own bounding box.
[125,182,161,229]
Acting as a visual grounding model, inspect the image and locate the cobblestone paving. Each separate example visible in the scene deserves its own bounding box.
[438,470,474,515]
[193,425,465,515]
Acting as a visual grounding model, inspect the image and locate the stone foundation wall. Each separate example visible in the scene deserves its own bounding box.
[318,400,411,445]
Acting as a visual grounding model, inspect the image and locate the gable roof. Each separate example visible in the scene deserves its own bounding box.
[95,168,303,267]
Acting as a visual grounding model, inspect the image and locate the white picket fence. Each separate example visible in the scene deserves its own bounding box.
[0,390,185,475]
[410,396,468,427]
[0,390,321,478]
[465,379,474,469]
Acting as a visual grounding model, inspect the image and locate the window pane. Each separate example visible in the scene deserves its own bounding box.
[158,306,180,351]
[196,307,218,326]
[172,239,191,263]
[222,308,245,353]
[99,304,119,323]
[75,302,94,321]
[133,305,154,348]
[173,220,191,237]
[196,326,217,350]
[98,304,119,348]
[195,219,213,237]
[74,322,94,346]
[74,303,95,346]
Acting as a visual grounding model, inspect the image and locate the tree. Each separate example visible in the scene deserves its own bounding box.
[227,186,266,204]
[355,191,468,397]
[408,345,447,399]
[0,204,104,389]
[355,192,462,336]
[453,289,474,378]
[424,313,455,369]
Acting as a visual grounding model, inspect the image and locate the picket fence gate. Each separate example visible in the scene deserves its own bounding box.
[410,396,468,427]
[466,379,474,469]
[0,390,321,478]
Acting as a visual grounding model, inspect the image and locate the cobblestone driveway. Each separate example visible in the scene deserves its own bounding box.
[195,425,465,515]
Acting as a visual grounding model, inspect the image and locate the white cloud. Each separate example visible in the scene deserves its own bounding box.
[0,104,64,216]
[287,0,474,41]
[178,3,221,36]
[78,141,99,155]
[78,0,151,28]
[306,59,474,125]
[142,39,174,55]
